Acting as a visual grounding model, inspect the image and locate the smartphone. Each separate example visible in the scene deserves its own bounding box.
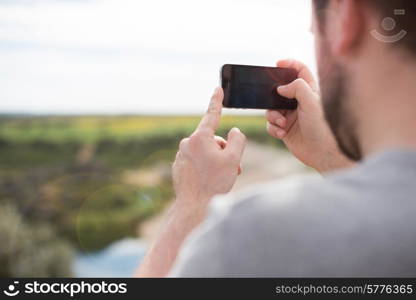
[221,64,298,110]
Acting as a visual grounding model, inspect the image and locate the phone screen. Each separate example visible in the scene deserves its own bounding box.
[221,64,298,110]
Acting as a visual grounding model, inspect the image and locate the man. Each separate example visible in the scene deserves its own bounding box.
[137,0,416,277]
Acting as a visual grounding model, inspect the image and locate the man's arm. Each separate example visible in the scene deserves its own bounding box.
[135,87,246,277]
[135,201,207,277]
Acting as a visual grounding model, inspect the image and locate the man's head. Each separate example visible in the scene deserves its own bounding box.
[311,0,416,161]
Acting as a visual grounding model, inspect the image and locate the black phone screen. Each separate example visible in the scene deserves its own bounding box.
[221,64,298,110]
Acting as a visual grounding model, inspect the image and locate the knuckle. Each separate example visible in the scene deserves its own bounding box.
[294,78,307,88]
[188,133,203,147]
[206,105,220,115]
[293,78,303,86]
[187,136,197,146]
[207,97,220,112]
[292,78,308,98]
[179,138,189,150]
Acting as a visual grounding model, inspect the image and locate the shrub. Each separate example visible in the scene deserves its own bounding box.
[0,203,74,277]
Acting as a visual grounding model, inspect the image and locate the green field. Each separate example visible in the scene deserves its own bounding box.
[0,115,283,277]
[0,115,274,142]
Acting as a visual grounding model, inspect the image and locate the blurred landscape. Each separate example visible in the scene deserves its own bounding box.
[0,0,315,278]
[0,114,310,277]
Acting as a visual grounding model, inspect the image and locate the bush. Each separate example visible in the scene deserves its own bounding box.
[0,203,74,277]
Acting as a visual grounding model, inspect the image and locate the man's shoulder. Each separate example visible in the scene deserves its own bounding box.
[217,158,386,223]
[196,171,349,276]
[201,172,361,276]
[214,171,348,222]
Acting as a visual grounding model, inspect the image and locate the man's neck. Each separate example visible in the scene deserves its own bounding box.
[351,50,416,158]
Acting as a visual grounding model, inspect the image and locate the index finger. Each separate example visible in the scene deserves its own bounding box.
[276,59,319,92]
[196,87,223,134]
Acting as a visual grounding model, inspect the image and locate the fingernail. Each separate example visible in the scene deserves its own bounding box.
[213,87,220,95]
[277,85,286,93]
[232,127,241,133]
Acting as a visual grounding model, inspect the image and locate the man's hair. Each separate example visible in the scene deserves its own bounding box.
[313,0,416,55]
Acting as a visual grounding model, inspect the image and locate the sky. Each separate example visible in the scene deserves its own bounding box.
[0,0,316,115]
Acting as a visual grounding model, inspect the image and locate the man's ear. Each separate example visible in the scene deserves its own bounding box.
[328,0,365,57]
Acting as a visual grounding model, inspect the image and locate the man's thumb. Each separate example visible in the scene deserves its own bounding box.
[277,78,318,111]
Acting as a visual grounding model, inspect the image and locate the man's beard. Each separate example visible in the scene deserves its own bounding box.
[318,47,363,161]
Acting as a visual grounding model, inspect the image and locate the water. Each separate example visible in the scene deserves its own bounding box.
[73,238,147,277]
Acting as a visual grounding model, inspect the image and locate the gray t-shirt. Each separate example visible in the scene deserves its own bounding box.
[170,150,416,277]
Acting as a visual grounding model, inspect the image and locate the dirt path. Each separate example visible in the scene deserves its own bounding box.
[232,141,312,190]
[139,142,314,243]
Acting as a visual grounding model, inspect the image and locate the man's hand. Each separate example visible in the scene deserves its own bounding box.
[136,87,245,277]
[266,59,354,173]
[173,87,246,207]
